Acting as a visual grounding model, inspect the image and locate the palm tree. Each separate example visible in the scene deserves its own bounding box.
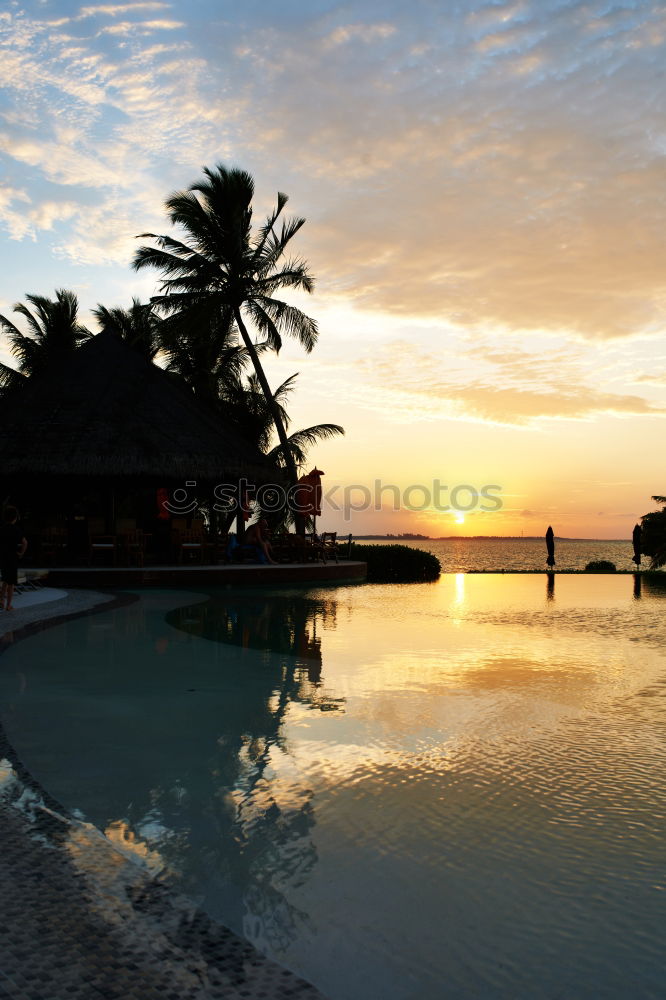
[229,372,343,469]
[0,289,91,385]
[132,165,318,505]
[92,298,161,360]
[155,301,251,410]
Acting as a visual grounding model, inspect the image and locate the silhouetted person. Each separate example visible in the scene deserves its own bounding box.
[1,506,27,611]
[244,518,277,564]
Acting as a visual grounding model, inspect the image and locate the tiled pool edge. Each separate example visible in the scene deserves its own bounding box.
[0,590,327,1000]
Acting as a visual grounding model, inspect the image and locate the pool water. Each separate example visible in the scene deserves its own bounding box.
[0,575,665,999]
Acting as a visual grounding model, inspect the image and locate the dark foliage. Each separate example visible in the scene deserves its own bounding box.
[347,543,441,583]
[640,500,666,569]
[584,560,616,572]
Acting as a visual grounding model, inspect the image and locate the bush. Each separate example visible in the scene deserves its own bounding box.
[348,543,441,583]
[584,560,616,572]
[640,504,666,568]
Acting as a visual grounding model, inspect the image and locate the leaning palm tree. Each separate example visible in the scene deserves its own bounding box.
[224,372,343,468]
[0,289,91,382]
[92,298,161,360]
[132,164,317,500]
[219,371,343,529]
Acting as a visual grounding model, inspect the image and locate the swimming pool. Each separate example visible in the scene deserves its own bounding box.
[0,575,664,999]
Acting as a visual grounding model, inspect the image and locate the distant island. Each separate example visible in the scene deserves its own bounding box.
[353,533,432,540]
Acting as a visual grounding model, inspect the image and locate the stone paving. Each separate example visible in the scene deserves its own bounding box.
[0,589,326,1000]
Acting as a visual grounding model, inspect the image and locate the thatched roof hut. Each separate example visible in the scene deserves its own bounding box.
[0,331,273,482]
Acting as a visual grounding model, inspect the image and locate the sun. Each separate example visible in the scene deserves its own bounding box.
[455,513,465,525]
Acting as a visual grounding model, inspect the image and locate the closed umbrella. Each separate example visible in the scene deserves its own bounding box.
[546,526,555,568]
[632,523,642,566]
[293,468,324,534]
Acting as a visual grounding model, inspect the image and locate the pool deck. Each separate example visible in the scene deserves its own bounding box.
[39,558,367,589]
[0,588,327,1000]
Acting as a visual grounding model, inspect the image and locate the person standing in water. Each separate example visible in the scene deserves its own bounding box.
[0,506,27,611]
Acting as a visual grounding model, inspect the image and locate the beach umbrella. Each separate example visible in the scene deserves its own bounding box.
[546,526,555,568]
[632,523,642,567]
[293,468,324,533]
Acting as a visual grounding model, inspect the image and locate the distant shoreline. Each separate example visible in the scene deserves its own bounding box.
[353,535,629,542]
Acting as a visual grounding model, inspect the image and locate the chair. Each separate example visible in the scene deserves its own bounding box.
[177,530,204,564]
[287,534,320,563]
[122,530,146,567]
[40,528,67,566]
[320,532,339,563]
[271,533,292,563]
[89,535,117,565]
[208,532,229,564]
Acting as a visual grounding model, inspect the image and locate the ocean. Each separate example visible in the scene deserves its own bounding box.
[359,536,638,573]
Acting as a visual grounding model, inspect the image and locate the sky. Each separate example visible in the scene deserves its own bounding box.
[0,0,664,538]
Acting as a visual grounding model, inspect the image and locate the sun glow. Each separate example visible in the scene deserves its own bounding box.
[455,513,465,525]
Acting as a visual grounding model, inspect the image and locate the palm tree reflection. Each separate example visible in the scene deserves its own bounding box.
[118,591,345,949]
[167,591,344,708]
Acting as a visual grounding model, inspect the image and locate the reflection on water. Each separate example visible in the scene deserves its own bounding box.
[0,577,666,999]
[167,591,342,696]
[546,570,555,600]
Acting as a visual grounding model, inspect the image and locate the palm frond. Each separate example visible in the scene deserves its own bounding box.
[1,289,89,376]
[0,360,23,391]
[253,296,318,352]
[284,423,345,448]
[263,215,306,260]
[268,423,344,467]
[650,546,666,569]
[243,300,283,352]
[252,191,288,264]
[271,373,300,405]
[0,312,23,340]
[254,260,315,296]
[13,302,44,342]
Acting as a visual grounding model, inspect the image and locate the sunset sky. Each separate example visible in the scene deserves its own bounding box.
[1,0,664,537]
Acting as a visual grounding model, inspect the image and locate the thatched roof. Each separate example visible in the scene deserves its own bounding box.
[0,332,274,481]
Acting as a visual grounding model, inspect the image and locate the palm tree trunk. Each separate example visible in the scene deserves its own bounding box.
[233,308,305,534]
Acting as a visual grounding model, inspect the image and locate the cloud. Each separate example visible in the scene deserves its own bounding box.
[78,3,172,15]
[0,183,32,239]
[96,19,185,35]
[220,0,666,340]
[0,0,664,348]
[0,4,244,264]
[323,22,397,47]
[352,339,666,426]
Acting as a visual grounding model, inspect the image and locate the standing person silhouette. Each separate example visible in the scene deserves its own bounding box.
[0,506,27,611]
